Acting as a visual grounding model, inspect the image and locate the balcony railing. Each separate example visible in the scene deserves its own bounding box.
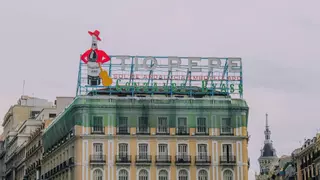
[220,155,236,164]
[117,127,130,135]
[175,155,191,164]
[195,127,209,135]
[155,155,172,164]
[176,127,189,135]
[220,127,234,135]
[135,155,152,164]
[91,126,105,134]
[90,154,106,163]
[195,155,211,165]
[156,127,170,135]
[115,155,131,164]
[136,127,150,135]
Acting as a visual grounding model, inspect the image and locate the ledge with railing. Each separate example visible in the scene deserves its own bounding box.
[90,154,106,163]
[220,127,234,136]
[155,155,172,164]
[220,155,236,165]
[115,155,132,164]
[176,127,189,135]
[116,127,130,135]
[195,127,209,135]
[175,155,191,164]
[135,155,152,164]
[136,127,150,135]
[156,127,170,135]
[91,126,105,134]
[195,156,211,165]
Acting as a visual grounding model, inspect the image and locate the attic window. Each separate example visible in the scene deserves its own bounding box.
[49,114,56,118]
[30,111,40,119]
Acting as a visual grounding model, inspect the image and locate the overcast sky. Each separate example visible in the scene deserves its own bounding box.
[1,0,320,179]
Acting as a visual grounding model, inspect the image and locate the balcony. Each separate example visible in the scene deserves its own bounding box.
[195,156,211,165]
[220,127,234,136]
[115,155,131,165]
[220,155,236,165]
[195,127,209,135]
[156,127,170,135]
[136,127,150,135]
[155,155,171,165]
[176,127,189,135]
[117,127,130,135]
[135,155,152,165]
[91,126,105,134]
[90,154,106,163]
[69,157,75,166]
[175,155,191,165]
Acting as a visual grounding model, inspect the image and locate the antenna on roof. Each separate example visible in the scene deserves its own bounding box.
[22,80,25,96]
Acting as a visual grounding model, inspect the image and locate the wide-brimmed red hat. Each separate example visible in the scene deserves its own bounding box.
[88,30,101,41]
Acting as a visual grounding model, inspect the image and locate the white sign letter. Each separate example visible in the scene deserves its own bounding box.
[143,57,158,70]
[116,56,130,71]
[188,57,201,72]
[228,58,241,73]
[168,56,181,71]
[208,58,222,71]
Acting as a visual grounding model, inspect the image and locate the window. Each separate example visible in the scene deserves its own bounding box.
[137,117,149,134]
[117,117,129,134]
[138,169,148,180]
[157,117,169,134]
[178,144,188,156]
[119,143,128,157]
[197,144,208,160]
[92,116,104,133]
[49,113,56,118]
[118,169,128,180]
[30,111,40,119]
[93,143,103,161]
[158,170,168,180]
[93,169,103,180]
[138,144,148,160]
[221,118,232,135]
[196,117,206,134]
[222,144,233,162]
[198,170,208,180]
[178,170,188,180]
[158,144,168,161]
[223,170,233,180]
[177,117,188,135]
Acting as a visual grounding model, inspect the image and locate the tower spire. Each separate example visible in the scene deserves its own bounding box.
[264,113,271,143]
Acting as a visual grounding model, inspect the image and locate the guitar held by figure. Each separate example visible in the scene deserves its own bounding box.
[98,63,113,86]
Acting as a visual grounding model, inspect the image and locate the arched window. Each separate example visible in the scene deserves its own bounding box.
[139,169,148,180]
[178,170,188,180]
[118,169,129,180]
[93,169,103,180]
[158,170,168,180]
[223,170,233,180]
[198,170,208,180]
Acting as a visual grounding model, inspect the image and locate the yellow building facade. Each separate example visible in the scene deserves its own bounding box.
[42,95,249,180]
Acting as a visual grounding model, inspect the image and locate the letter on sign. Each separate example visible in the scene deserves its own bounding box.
[168,56,181,70]
[188,57,201,72]
[227,58,241,73]
[117,56,130,71]
[143,57,158,70]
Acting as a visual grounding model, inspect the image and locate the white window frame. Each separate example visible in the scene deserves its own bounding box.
[92,115,104,133]
[220,117,232,134]
[222,168,234,180]
[157,116,169,134]
[117,168,130,180]
[196,117,207,134]
[176,168,190,180]
[137,116,149,134]
[137,168,150,180]
[117,116,129,134]
[197,169,210,180]
[91,168,104,180]
[176,117,188,134]
[157,168,170,180]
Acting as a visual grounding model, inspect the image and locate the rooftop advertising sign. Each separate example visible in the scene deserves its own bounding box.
[77,30,243,98]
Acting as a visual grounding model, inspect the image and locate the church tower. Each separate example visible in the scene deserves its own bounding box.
[256,113,279,179]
